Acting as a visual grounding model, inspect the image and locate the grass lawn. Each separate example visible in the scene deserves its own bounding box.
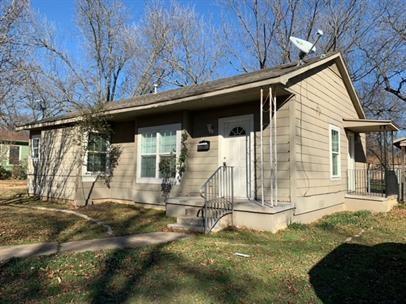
[0,199,175,246]
[0,205,405,303]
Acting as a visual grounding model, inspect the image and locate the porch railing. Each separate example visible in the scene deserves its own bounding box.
[199,164,234,234]
[347,168,401,198]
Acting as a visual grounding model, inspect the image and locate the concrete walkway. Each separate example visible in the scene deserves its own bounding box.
[0,232,188,262]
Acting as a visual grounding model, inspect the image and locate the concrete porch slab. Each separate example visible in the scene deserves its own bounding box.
[344,195,398,213]
[166,196,295,233]
[166,196,295,214]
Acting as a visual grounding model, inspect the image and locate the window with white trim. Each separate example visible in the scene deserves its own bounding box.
[329,125,341,178]
[31,136,40,160]
[137,124,180,182]
[86,133,109,173]
[8,145,20,165]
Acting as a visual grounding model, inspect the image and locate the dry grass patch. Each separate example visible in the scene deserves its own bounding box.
[0,200,175,246]
[0,180,27,200]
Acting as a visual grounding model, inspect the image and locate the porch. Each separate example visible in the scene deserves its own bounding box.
[343,118,401,208]
[166,196,295,233]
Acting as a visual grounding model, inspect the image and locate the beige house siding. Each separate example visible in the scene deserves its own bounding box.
[28,100,293,205]
[289,62,365,215]
[27,61,366,217]
[28,126,80,201]
[254,97,291,202]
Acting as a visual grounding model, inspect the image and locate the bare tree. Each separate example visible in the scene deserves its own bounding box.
[76,0,137,103]
[221,0,282,72]
[130,0,223,93]
[355,0,405,102]
[161,1,223,86]
[0,0,32,127]
[221,0,369,70]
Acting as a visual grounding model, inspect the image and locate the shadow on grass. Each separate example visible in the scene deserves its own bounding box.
[89,243,260,304]
[0,240,262,304]
[309,242,406,304]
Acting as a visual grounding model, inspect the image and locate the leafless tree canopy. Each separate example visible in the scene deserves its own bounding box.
[0,0,404,135]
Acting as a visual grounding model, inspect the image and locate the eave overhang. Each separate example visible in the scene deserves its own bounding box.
[343,119,400,133]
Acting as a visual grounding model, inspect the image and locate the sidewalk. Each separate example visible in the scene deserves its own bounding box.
[0,232,188,261]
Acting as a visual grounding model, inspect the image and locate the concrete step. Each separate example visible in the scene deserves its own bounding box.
[167,223,205,233]
[177,216,204,226]
[185,207,200,216]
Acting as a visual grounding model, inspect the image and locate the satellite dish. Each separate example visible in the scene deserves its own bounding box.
[290,29,324,62]
[290,36,316,54]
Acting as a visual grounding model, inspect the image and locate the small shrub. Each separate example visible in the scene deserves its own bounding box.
[0,166,11,180]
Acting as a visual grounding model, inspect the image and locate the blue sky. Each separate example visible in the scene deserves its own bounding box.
[31,0,222,62]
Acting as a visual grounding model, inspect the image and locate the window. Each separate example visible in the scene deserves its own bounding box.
[9,145,20,165]
[329,125,341,178]
[31,136,40,160]
[138,124,180,182]
[86,133,109,173]
[229,126,246,136]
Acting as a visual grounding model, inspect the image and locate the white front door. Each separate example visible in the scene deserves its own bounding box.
[347,132,355,192]
[219,114,253,199]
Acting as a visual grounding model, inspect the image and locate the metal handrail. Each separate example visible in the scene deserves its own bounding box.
[199,164,234,233]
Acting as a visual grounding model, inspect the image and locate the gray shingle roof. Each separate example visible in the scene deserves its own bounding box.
[18,52,339,128]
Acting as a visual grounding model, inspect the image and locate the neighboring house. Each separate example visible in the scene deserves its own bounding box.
[17,52,401,233]
[0,129,29,174]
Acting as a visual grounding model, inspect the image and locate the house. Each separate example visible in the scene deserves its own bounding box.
[16,52,401,233]
[0,128,29,177]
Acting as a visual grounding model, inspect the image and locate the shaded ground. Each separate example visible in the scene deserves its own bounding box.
[0,200,174,246]
[0,180,27,200]
[0,205,405,303]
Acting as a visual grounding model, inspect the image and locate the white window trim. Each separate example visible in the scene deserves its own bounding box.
[136,123,181,184]
[82,131,111,180]
[329,124,341,180]
[31,135,41,161]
